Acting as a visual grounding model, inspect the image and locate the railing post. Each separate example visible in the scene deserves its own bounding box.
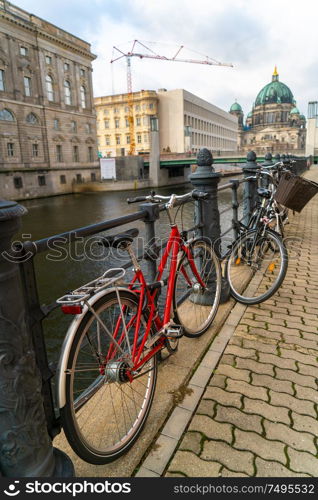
[189,148,230,303]
[0,200,74,477]
[261,152,274,187]
[230,179,240,240]
[242,151,260,225]
[140,202,160,282]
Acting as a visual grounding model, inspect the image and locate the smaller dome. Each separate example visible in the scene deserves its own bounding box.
[230,102,242,113]
[290,107,300,115]
[246,111,252,118]
[299,114,306,120]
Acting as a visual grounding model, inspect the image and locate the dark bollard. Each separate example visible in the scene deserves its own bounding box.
[275,153,281,162]
[0,200,74,477]
[242,151,260,226]
[261,152,274,188]
[190,148,230,303]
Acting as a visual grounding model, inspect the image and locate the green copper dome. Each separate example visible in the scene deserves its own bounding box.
[299,114,306,120]
[290,107,300,114]
[246,111,252,118]
[230,102,243,112]
[255,68,294,106]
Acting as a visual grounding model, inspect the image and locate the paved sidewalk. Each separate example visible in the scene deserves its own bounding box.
[138,166,318,477]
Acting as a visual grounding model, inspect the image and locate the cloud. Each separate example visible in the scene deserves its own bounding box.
[13,0,318,117]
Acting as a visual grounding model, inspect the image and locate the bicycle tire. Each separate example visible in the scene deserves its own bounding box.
[60,288,157,464]
[225,228,288,305]
[173,238,222,337]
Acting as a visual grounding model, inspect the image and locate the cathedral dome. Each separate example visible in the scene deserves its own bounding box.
[230,101,243,112]
[255,67,294,106]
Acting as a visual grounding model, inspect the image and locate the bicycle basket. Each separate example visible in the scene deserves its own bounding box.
[274,172,318,212]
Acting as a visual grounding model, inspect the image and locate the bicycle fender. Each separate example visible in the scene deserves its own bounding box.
[56,286,137,409]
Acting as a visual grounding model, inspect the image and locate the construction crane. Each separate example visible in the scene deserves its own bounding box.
[110,40,233,155]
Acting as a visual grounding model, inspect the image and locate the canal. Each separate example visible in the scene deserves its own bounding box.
[18,178,243,362]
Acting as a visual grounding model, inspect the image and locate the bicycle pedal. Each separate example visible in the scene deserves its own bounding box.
[164,325,184,339]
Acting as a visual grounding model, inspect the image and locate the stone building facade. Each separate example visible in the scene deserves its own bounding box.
[95,90,158,157]
[0,0,99,201]
[95,88,238,157]
[230,68,306,154]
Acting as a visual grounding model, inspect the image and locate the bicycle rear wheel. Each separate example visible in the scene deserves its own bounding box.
[173,238,221,337]
[225,228,288,305]
[60,289,157,464]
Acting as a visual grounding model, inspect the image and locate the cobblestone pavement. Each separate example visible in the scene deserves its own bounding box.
[163,167,318,477]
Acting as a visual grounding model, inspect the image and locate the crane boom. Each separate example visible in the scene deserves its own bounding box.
[110,40,233,155]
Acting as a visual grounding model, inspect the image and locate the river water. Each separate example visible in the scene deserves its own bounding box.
[18,177,243,361]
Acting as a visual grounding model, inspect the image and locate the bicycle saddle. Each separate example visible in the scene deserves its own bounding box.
[257,187,271,198]
[99,228,139,248]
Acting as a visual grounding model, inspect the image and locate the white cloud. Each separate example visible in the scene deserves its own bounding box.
[14,0,318,116]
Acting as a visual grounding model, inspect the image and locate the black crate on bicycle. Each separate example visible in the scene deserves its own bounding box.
[274,171,318,212]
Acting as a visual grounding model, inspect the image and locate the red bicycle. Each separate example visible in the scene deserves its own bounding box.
[56,190,222,464]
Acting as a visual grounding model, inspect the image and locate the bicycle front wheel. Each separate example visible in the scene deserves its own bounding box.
[60,289,157,464]
[226,228,288,305]
[173,238,222,337]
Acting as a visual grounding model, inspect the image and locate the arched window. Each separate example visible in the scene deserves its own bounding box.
[46,75,54,101]
[26,112,39,125]
[80,85,86,108]
[64,80,72,105]
[0,108,14,121]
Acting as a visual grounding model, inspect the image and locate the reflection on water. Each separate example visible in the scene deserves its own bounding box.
[18,178,242,360]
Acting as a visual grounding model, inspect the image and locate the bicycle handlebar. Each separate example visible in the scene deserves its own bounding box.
[127,189,208,206]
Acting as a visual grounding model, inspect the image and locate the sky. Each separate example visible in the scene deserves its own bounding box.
[11,0,318,118]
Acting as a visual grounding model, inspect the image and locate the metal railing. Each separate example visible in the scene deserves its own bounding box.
[0,149,311,477]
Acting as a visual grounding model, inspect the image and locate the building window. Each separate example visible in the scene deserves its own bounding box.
[105,136,110,145]
[104,109,109,115]
[46,75,54,101]
[91,173,96,181]
[64,80,72,105]
[20,46,28,56]
[80,68,85,77]
[143,116,148,126]
[85,123,92,134]
[73,145,79,162]
[137,134,142,144]
[60,175,66,184]
[80,85,86,108]
[126,135,130,144]
[26,113,39,124]
[0,69,5,91]
[45,55,52,65]
[56,144,63,162]
[116,135,120,145]
[76,174,82,183]
[14,177,23,189]
[124,106,129,112]
[24,76,31,96]
[144,133,148,143]
[125,118,129,127]
[64,62,70,71]
[53,118,59,130]
[32,143,39,157]
[115,118,120,128]
[38,175,46,186]
[135,105,140,111]
[114,107,119,113]
[136,117,141,126]
[7,143,14,157]
[149,103,154,109]
[88,146,94,162]
[104,120,109,129]
[71,120,77,132]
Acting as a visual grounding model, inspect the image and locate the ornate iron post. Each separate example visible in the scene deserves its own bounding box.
[190,148,229,303]
[261,152,274,187]
[0,200,73,477]
[242,151,260,225]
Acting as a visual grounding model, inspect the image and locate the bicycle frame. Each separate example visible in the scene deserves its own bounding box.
[105,224,206,375]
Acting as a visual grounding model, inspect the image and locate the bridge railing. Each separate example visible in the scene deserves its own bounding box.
[0,149,310,477]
